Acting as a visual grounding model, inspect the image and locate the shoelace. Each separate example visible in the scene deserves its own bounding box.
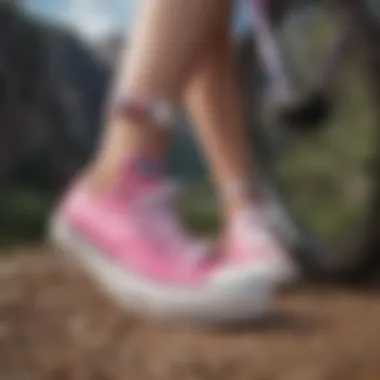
[134,181,211,265]
[234,207,276,248]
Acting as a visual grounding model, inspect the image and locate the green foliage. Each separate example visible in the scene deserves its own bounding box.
[179,182,220,236]
[273,48,376,244]
[0,183,219,250]
[0,188,54,248]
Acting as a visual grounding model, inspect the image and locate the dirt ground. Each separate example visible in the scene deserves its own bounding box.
[1,247,380,380]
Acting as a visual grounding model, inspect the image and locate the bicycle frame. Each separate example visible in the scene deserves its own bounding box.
[245,0,353,99]
[246,0,297,101]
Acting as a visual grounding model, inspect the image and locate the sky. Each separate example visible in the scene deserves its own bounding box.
[23,0,251,41]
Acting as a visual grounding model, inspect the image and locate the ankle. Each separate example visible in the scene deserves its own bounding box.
[86,128,169,194]
[219,179,265,222]
[84,153,168,195]
[85,92,176,190]
[80,163,119,196]
[224,198,256,223]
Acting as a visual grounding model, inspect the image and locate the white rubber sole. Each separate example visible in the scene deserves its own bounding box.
[49,216,276,325]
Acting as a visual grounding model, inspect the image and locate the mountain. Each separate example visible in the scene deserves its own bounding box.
[0,6,210,189]
[45,29,109,149]
[0,3,264,189]
[91,34,124,67]
[0,3,108,189]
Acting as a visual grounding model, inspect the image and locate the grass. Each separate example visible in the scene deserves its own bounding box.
[179,181,221,236]
[0,188,55,249]
[0,182,221,250]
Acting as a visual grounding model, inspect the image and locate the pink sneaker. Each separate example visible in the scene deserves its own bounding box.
[49,160,277,323]
[222,206,297,286]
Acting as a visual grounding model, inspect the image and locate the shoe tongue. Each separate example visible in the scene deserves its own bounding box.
[119,156,167,184]
[134,158,166,179]
[233,205,266,231]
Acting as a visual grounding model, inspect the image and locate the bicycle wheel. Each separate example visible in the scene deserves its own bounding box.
[240,0,380,282]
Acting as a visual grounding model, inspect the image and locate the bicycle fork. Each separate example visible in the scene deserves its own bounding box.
[245,0,299,105]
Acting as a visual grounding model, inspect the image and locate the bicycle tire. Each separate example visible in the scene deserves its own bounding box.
[238,0,380,283]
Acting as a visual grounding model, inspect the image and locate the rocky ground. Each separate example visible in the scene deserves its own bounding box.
[1,247,380,380]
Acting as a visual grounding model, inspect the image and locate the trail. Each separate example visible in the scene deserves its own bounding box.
[1,247,380,380]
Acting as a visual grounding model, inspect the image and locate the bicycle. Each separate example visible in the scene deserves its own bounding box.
[235,0,380,282]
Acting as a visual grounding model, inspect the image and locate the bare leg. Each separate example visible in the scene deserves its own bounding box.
[88,0,231,192]
[184,5,297,248]
[185,7,257,218]
[184,29,294,281]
